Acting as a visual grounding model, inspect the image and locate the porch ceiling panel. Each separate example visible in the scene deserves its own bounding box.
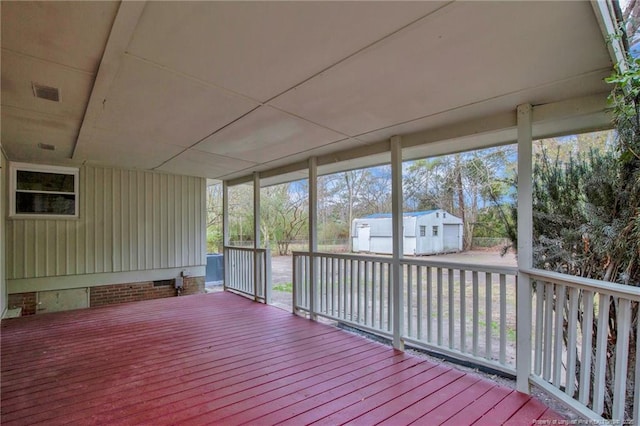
[1,108,78,162]
[193,106,351,164]
[90,55,260,150]
[0,1,616,181]
[125,1,445,102]
[1,51,95,119]
[356,69,613,146]
[75,128,187,171]
[269,1,611,138]
[0,1,119,165]
[156,149,258,179]
[0,1,119,73]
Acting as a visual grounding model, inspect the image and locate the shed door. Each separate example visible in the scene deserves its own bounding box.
[443,224,460,251]
[357,226,370,252]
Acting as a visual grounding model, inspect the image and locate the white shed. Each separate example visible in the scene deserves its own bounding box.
[352,210,463,255]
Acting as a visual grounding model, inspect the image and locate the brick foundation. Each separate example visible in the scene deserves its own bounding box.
[90,276,205,308]
[8,292,37,316]
[6,277,205,317]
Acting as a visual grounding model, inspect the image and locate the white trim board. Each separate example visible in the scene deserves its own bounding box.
[8,266,206,294]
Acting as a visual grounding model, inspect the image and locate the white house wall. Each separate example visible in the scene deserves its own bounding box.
[6,165,206,293]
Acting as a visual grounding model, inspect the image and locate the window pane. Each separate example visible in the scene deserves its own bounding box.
[16,192,75,215]
[17,170,74,192]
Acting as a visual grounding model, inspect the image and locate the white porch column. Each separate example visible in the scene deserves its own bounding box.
[309,157,318,320]
[391,135,404,351]
[222,181,229,291]
[516,104,533,393]
[253,172,260,302]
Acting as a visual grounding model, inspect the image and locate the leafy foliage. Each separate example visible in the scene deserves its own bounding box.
[531,61,640,286]
[521,37,640,420]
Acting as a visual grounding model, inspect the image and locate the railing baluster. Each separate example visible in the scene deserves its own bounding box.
[379,262,385,330]
[372,261,377,329]
[349,259,354,321]
[460,270,466,354]
[565,286,579,397]
[534,282,544,375]
[357,260,362,323]
[408,264,413,337]
[613,298,631,421]
[338,258,343,319]
[318,256,323,313]
[331,257,336,317]
[633,309,640,424]
[578,289,594,405]
[448,268,454,349]
[472,271,479,356]
[593,293,610,415]
[485,272,492,360]
[552,284,566,388]
[499,273,506,365]
[437,267,443,346]
[293,254,298,309]
[387,263,392,332]
[543,282,553,381]
[364,260,369,326]
[427,266,433,343]
[417,265,423,341]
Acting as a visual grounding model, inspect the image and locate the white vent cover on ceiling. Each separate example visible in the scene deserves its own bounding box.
[32,83,60,102]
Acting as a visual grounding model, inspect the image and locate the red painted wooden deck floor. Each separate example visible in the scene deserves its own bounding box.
[1,292,563,425]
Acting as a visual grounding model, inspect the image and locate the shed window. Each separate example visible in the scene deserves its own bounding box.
[432,226,439,236]
[436,212,439,218]
[10,162,79,218]
[443,213,446,218]
[420,225,426,237]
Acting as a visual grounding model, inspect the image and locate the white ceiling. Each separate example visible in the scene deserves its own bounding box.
[1,1,615,183]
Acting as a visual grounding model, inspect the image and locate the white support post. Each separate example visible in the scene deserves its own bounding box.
[253,172,261,302]
[309,157,318,320]
[391,136,404,351]
[516,104,533,393]
[222,181,230,291]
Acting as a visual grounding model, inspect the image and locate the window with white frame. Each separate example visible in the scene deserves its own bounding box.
[420,225,426,237]
[432,226,438,236]
[10,162,79,218]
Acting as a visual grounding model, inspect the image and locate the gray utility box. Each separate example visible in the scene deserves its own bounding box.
[206,254,224,282]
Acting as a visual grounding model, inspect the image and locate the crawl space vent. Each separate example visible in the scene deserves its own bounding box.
[32,83,60,102]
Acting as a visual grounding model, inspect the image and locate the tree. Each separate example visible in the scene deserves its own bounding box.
[260,182,308,255]
[317,167,391,250]
[206,183,223,253]
[404,146,515,250]
[508,49,640,419]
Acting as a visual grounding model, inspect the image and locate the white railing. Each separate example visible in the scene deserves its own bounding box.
[293,252,393,338]
[524,268,640,423]
[224,246,271,303]
[401,259,517,374]
[291,252,640,423]
[292,251,517,373]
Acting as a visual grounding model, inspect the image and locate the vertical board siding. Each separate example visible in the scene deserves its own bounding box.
[7,165,205,280]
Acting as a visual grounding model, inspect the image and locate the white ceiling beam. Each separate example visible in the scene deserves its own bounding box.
[235,93,611,187]
[72,1,147,160]
[590,1,627,72]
